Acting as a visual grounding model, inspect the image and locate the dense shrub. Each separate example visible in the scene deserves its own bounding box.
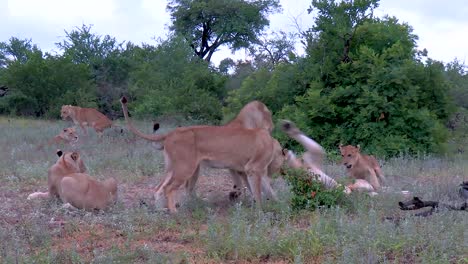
[282,167,349,211]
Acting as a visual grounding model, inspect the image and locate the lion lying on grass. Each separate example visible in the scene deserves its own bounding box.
[37,127,79,150]
[60,105,118,137]
[27,150,118,211]
[339,144,385,191]
[121,97,281,213]
[280,120,376,194]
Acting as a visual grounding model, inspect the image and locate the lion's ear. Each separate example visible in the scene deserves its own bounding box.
[357,144,361,150]
[56,150,63,157]
[339,143,343,149]
[153,122,160,132]
[71,152,79,161]
[281,148,288,156]
[120,96,127,104]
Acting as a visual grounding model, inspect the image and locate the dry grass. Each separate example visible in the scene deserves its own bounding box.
[0,117,467,263]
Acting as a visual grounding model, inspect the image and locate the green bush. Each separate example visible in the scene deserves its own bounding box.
[282,167,349,211]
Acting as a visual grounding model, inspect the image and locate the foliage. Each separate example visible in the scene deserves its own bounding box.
[0,41,96,117]
[167,0,281,61]
[57,24,133,117]
[128,36,225,122]
[0,0,465,156]
[248,31,297,70]
[282,167,349,211]
[445,59,468,109]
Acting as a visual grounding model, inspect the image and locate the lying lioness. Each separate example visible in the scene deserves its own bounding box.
[339,144,385,191]
[121,97,280,213]
[280,120,375,194]
[27,150,118,210]
[60,105,114,137]
[49,127,78,145]
[37,127,79,150]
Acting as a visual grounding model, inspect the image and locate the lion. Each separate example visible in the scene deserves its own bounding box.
[60,105,114,137]
[49,127,78,145]
[37,127,79,150]
[339,144,385,191]
[227,138,286,201]
[151,121,285,202]
[280,120,376,194]
[224,101,274,132]
[121,97,280,213]
[27,150,118,211]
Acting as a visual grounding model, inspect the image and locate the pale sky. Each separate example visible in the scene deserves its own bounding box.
[2,0,467,65]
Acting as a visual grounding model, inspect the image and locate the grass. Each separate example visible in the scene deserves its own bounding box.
[0,116,467,263]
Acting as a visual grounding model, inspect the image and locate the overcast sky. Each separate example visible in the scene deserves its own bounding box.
[2,0,467,65]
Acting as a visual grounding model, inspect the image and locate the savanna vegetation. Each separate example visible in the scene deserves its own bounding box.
[1,0,466,156]
[1,0,467,263]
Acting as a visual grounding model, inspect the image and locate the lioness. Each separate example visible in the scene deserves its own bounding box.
[37,127,79,150]
[121,97,279,213]
[50,127,78,144]
[27,150,118,210]
[339,144,385,191]
[224,101,274,133]
[281,120,376,194]
[60,105,113,137]
[151,121,285,201]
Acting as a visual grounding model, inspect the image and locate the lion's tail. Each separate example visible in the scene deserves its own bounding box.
[120,97,167,143]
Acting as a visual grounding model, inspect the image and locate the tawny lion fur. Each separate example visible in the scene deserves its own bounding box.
[27,150,118,211]
[37,127,79,150]
[60,105,113,136]
[281,120,375,194]
[339,144,385,191]
[121,97,282,213]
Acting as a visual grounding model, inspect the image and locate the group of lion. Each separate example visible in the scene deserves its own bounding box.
[28,98,385,213]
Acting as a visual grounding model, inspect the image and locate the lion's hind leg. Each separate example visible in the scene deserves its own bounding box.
[162,160,199,213]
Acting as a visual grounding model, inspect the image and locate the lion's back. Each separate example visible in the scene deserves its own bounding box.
[81,108,112,127]
[362,154,380,168]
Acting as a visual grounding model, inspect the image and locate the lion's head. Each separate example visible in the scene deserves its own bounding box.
[56,150,87,173]
[58,127,78,143]
[60,105,73,121]
[339,144,361,169]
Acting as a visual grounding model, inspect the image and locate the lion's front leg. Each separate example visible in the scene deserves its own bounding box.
[367,169,381,191]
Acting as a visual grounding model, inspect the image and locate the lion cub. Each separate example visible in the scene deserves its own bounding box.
[281,120,376,194]
[339,144,385,191]
[28,150,118,211]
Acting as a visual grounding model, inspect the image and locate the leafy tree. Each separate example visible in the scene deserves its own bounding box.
[445,59,468,109]
[444,59,468,153]
[0,49,95,117]
[56,24,132,117]
[167,0,281,61]
[0,37,40,67]
[221,60,255,92]
[303,0,379,84]
[128,36,225,122]
[277,15,453,156]
[248,31,297,70]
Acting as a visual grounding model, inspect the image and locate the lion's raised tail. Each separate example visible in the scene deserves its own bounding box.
[120,97,167,143]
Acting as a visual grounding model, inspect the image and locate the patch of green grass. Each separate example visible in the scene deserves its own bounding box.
[0,117,467,263]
